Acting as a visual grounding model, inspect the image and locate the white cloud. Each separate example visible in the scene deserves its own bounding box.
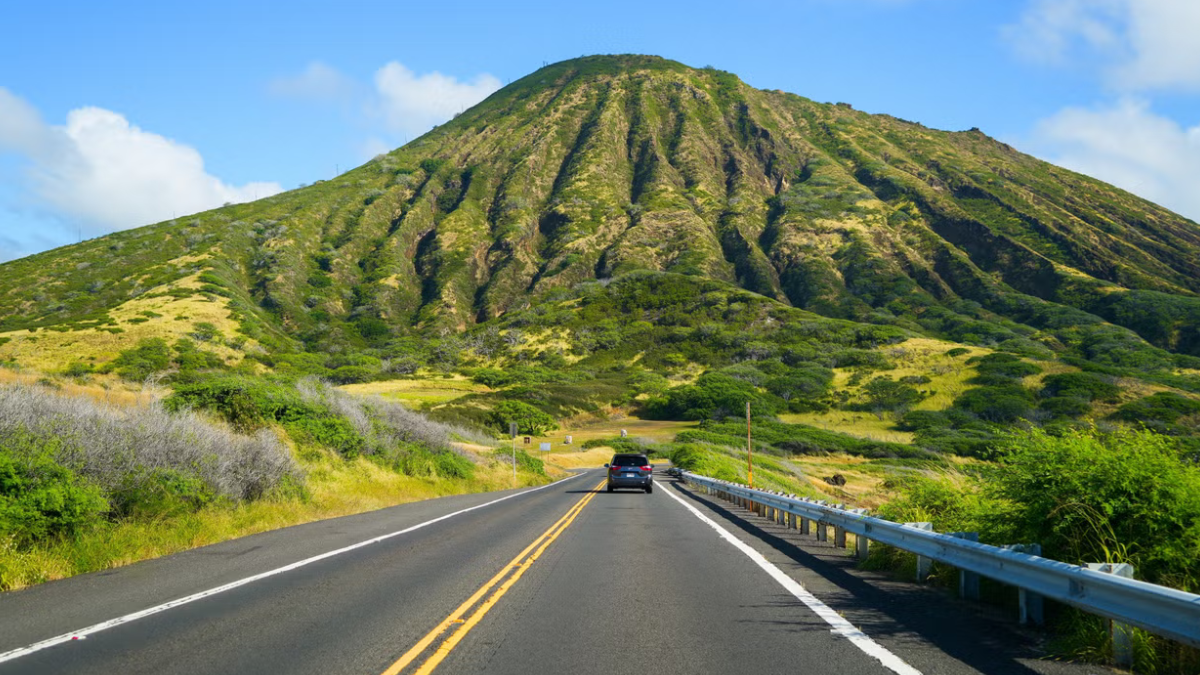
[372,62,501,137]
[1007,0,1200,91]
[268,61,356,102]
[1027,98,1200,220]
[0,87,281,235]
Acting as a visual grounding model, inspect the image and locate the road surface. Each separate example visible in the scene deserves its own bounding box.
[0,470,1098,675]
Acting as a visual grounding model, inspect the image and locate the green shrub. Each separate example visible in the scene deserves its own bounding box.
[0,450,107,545]
[328,365,376,384]
[471,368,515,388]
[165,377,308,430]
[109,468,218,519]
[110,338,172,381]
[63,361,94,377]
[968,353,1042,383]
[513,450,545,476]
[984,427,1200,589]
[284,415,366,458]
[860,376,925,412]
[953,385,1035,423]
[490,401,558,435]
[433,451,475,480]
[190,322,220,343]
[1111,392,1200,426]
[1038,396,1092,419]
[1040,372,1120,403]
[646,372,778,420]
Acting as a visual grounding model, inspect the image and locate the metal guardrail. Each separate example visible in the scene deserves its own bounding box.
[681,472,1200,650]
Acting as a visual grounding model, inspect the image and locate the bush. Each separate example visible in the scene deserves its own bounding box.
[860,376,925,412]
[984,427,1200,589]
[1038,396,1092,419]
[1040,372,1120,403]
[328,365,376,384]
[953,385,1035,423]
[393,448,476,480]
[106,338,226,381]
[0,448,107,545]
[471,368,515,388]
[968,353,1042,383]
[0,384,296,503]
[109,338,172,381]
[63,361,95,377]
[109,468,218,519]
[284,415,366,458]
[490,401,558,435]
[1111,392,1200,427]
[646,372,778,420]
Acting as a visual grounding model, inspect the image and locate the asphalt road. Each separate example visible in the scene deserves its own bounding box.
[0,470,1103,675]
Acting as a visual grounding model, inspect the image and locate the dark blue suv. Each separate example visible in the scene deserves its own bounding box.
[606,453,653,493]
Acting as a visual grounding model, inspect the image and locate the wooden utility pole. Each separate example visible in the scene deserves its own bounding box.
[747,401,754,488]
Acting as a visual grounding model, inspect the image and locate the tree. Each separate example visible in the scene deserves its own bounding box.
[862,376,924,413]
[491,401,558,435]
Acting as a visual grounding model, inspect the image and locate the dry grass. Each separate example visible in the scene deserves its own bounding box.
[782,338,991,442]
[517,418,698,449]
[778,412,915,443]
[0,274,252,373]
[544,447,614,470]
[340,375,491,407]
[0,369,168,408]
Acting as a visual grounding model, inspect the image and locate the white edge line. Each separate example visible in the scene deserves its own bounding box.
[0,471,586,664]
[658,481,923,675]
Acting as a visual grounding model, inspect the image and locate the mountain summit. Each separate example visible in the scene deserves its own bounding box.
[2,54,1199,365]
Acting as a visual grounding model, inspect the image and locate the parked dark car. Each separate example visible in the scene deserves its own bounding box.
[606,453,653,493]
[665,466,682,478]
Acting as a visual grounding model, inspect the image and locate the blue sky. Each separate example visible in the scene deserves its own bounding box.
[2,0,1199,261]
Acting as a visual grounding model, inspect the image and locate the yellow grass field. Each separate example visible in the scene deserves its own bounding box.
[781,337,983,442]
[517,418,697,449]
[340,375,492,407]
[0,368,168,408]
[0,268,252,373]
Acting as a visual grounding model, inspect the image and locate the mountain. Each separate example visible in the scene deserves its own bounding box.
[2,54,1199,386]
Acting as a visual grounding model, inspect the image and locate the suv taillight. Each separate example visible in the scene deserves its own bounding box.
[641,465,652,472]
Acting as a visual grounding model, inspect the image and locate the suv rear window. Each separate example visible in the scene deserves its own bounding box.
[611,455,648,467]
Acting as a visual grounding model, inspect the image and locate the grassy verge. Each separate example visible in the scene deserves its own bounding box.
[0,448,554,591]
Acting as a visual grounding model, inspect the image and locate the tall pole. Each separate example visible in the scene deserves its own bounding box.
[510,422,518,486]
[747,401,754,488]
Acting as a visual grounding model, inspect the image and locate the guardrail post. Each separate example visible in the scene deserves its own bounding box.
[1001,544,1045,625]
[816,521,828,542]
[1087,563,1136,668]
[948,532,981,600]
[800,516,810,535]
[905,522,934,581]
[834,525,847,548]
[848,509,870,559]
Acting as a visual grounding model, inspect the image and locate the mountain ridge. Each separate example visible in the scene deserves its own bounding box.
[2,54,1199,370]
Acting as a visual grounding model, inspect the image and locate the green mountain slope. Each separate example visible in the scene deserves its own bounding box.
[2,54,1199,377]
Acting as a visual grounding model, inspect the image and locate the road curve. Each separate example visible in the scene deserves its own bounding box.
[0,469,1096,675]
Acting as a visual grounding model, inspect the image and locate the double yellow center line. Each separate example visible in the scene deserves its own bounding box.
[381,479,605,675]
